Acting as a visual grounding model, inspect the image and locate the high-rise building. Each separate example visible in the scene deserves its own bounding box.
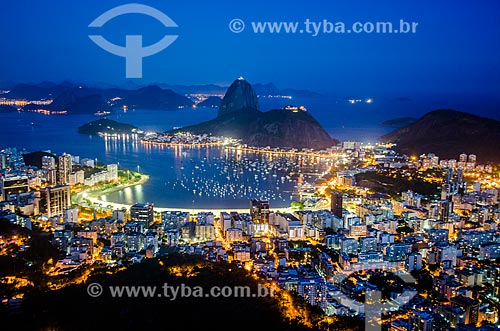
[0,153,7,169]
[330,191,343,218]
[340,237,359,255]
[402,190,422,208]
[39,185,71,218]
[445,168,453,183]
[42,155,55,169]
[451,296,479,326]
[250,199,270,224]
[428,229,449,245]
[493,266,500,297]
[457,169,463,184]
[435,244,460,266]
[0,175,29,201]
[359,236,377,252]
[441,183,451,200]
[386,243,412,262]
[42,155,57,185]
[409,311,434,331]
[297,276,327,310]
[342,141,361,151]
[459,153,468,162]
[57,154,72,185]
[406,252,423,272]
[69,170,85,186]
[107,164,118,182]
[130,203,154,228]
[439,200,453,222]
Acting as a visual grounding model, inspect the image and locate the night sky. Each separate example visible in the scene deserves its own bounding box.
[1,0,500,98]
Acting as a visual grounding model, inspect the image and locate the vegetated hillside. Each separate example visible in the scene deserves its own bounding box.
[381,109,500,162]
[78,119,138,135]
[177,108,338,150]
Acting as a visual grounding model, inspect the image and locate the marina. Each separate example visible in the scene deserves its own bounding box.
[101,141,334,208]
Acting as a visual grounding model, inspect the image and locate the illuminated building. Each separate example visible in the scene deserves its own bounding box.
[451,296,479,326]
[385,242,412,262]
[297,276,327,310]
[438,200,453,222]
[272,213,304,239]
[225,227,243,242]
[126,232,145,252]
[250,199,270,224]
[409,311,434,331]
[480,243,500,260]
[106,164,118,181]
[0,175,29,201]
[39,185,71,218]
[330,191,343,218]
[428,229,449,245]
[438,306,465,328]
[42,155,57,185]
[130,203,154,228]
[0,153,8,169]
[405,252,422,272]
[57,153,72,185]
[359,236,377,252]
[68,170,85,186]
[340,237,358,255]
[220,212,232,232]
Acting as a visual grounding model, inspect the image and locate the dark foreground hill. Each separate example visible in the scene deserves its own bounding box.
[381,109,500,163]
[2,255,363,331]
[22,151,56,168]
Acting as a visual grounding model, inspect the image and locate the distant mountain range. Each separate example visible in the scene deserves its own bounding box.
[3,82,193,114]
[174,78,337,150]
[196,96,222,108]
[1,81,320,114]
[381,109,500,163]
[252,83,320,98]
[135,82,319,97]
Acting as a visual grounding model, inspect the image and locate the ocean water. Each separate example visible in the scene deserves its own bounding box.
[1,92,495,208]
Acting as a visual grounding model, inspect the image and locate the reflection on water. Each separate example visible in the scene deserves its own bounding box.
[103,138,332,208]
[0,104,394,208]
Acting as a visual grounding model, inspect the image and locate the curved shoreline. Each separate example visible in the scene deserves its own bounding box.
[72,173,149,207]
[88,174,150,197]
[89,196,259,214]
[76,174,293,214]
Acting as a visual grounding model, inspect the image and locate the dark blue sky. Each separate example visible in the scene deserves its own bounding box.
[1,0,500,97]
